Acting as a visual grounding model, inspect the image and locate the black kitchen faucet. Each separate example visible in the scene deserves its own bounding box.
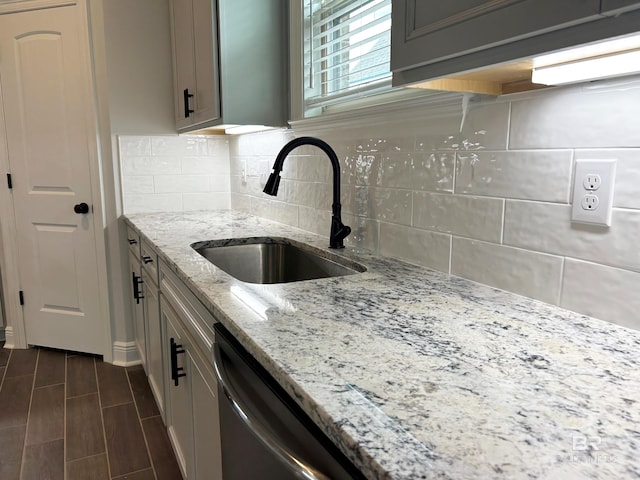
[263,136,351,248]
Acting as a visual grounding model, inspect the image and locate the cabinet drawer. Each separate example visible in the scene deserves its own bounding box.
[126,226,140,256]
[160,263,216,357]
[140,239,159,286]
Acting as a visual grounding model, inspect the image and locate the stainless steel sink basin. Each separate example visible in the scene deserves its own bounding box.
[191,238,366,284]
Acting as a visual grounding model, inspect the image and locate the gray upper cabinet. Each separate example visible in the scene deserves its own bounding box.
[392,0,640,86]
[170,0,288,132]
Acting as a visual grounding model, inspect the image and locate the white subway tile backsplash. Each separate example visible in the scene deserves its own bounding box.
[504,200,640,272]
[207,137,230,157]
[281,180,332,208]
[183,193,230,211]
[120,134,231,214]
[209,176,231,192]
[456,150,573,203]
[122,176,154,194]
[355,187,412,226]
[343,214,379,252]
[451,238,563,305]
[298,206,331,237]
[379,223,450,272]
[119,136,151,156]
[377,152,455,193]
[181,156,230,175]
[151,135,209,156]
[574,149,640,210]
[414,101,510,151]
[509,77,640,149]
[561,259,640,331]
[122,156,181,176]
[230,193,252,213]
[123,193,182,213]
[249,197,299,227]
[154,175,212,193]
[413,192,504,243]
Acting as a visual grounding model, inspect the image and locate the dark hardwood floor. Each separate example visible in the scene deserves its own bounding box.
[0,342,182,480]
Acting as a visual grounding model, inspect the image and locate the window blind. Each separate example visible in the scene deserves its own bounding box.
[303,0,392,112]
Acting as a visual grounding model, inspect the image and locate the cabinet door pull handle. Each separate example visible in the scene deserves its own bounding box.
[142,255,153,264]
[128,238,137,245]
[132,272,144,304]
[183,88,194,118]
[170,337,187,386]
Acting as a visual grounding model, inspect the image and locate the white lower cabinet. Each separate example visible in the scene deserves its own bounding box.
[127,249,146,368]
[143,269,164,419]
[160,262,223,480]
[124,228,222,479]
[163,301,195,478]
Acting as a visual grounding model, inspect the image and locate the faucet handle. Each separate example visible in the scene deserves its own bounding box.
[330,219,351,249]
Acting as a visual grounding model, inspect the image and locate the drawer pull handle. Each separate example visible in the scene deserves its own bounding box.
[170,337,187,386]
[142,255,153,264]
[128,238,137,245]
[132,273,144,304]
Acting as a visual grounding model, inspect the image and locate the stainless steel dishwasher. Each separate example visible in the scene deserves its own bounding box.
[213,323,366,480]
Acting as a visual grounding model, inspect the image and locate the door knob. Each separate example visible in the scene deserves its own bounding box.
[74,203,90,214]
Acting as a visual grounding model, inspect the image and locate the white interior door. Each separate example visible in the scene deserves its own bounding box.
[0,4,107,355]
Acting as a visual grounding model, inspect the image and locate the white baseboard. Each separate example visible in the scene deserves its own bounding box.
[111,341,142,366]
[2,326,13,348]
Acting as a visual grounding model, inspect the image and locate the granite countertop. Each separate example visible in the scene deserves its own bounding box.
[124,210,640,480]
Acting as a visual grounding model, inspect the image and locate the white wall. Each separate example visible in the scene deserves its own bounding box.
[228,76,640,331]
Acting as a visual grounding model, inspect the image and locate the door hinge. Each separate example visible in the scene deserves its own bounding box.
[19,290,24,305]
[7,173,12,189]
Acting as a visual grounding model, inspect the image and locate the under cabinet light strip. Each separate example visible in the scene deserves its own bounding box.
[532,49,640,85]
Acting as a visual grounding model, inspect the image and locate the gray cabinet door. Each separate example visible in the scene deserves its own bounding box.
[601,0,640,14]
[391,0,601,72]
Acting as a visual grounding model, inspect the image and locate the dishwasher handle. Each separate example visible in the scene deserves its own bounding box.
[213,344,331,480]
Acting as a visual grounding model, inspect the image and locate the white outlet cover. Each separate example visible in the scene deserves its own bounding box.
[571,159,616,226]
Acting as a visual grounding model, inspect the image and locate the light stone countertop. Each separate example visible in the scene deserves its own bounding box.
[124,210,640,480]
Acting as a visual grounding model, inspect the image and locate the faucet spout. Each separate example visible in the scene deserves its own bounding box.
[263,136,351,249]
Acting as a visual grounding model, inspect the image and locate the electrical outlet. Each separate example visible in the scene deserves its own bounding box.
[583,174,601,191]
[571,159,616,226]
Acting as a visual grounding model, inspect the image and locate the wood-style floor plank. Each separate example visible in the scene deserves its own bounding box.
[66,355,97,398]
[21,438,64,480]
[127,366,160,419]
[5,348,38,378]
[103,402,151,477]
[67,453,110,480]
[34,348,66,388]
[66,393,106,461]
[96,361,133,408]
[0,424,26,480]
[141,415,182,480]
[111,469,156,480]
[0,344,10,367]
[26,384,64,445]
[0,375,34,429]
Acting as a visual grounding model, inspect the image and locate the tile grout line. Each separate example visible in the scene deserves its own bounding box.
[125,368,159,480]
[18,348,39,480]
[94,357,114,480]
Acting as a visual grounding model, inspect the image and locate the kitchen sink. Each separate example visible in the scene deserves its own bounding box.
[191,238,366,284]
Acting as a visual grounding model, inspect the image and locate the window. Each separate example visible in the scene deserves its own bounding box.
[303,0,392,116]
